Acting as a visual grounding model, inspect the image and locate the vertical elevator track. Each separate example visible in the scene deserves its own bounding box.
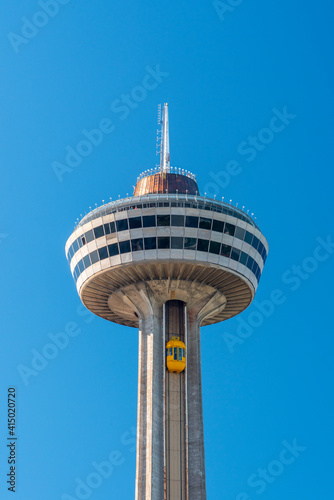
[164,300,187,500]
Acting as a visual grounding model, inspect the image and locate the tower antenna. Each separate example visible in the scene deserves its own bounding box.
[160,103,170,174]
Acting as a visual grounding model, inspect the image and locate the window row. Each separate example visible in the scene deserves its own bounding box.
[79,198,256,229]
[71,237,262,284]
[68,215,267,264]
[166,347,185,361]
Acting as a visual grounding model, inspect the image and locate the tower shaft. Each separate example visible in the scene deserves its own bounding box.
[134,291,207,500]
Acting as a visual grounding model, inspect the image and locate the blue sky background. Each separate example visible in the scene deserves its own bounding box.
[0,1,333,499]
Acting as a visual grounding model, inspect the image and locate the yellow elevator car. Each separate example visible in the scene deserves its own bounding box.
[166,337,186,373]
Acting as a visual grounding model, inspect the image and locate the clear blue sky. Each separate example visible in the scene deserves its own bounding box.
[0,1,333,499]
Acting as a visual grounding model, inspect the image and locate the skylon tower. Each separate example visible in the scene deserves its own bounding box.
[65,104,268,500]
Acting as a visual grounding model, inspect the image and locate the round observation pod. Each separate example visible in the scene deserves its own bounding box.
[166,337,186,373]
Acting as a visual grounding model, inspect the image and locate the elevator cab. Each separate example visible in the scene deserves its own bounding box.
[166,337,186,373]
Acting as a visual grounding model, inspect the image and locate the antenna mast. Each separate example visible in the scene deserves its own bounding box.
[159,103,170,174]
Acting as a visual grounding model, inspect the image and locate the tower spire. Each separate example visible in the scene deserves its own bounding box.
[160,103,170,173]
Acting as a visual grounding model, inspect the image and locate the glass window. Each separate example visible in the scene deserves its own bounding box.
[259,241,265,256]
[171,215,184,226]
[73,239,79,252]
[81,235,86,246]
[129,216,142,229]
[240,251,248,266]
[83,254,91,269]
[171,237,183,249]
[199,217,212,230]
[197,239,209,252]
[77,236,83,249]
[221,244,231,258]
[244,231,253,245]
[93,225,104,239]
[119,240,131,254]
[158,237,170,249]
[116,219,129,232]
[68,245,74,260]
[143,215,156,227]
[231,248,241,261]
[246,256,254,270]
[85,229,94,243]
[104,223,111,235]
[78,259,84,273]
[252,236,260,250]
[157,214,170,226]
[108,243,119,257]
[224,223,235,236]
[174,347,177,360]
[185,216,198,228]
[179,348,182,361]
[98,246,109,260]
[184,237,197,250]
[182,348,185,357]
[235,227,245,241]
[90,250,99,264]
[109,221,116,234]
[169,348,172,356]
[212,220,225,233]
[144,237,157,250]
[209,241,221,255]
[131,238,143,252]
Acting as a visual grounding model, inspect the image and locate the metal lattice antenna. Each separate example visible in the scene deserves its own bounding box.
[160,103,170,174]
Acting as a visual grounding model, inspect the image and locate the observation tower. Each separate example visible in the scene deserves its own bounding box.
[65,104,268,500]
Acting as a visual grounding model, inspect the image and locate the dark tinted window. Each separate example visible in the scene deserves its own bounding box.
[144,237,157,250]
[104,223,111,235]
[240,251,248,265]
[209,241,221,255]
[77,237,82,249]
[83,254,91,269]
[85,229,94,243]
[179,349,182,361]
[158,237,170,249]
[98,247,109,260]
[224,223,235,236]
[235,227,245,240]
[73,239,79,252]
[171,237,183,249]
[131,238,144,252]
[94,225,104,239]
[108,243,119,257]
[171,215,185,226]
[246,256,254,270]
[143,215,156,227]
[258,241,264,256]
[199,217,212,230]
[109,221,116,234]
[231,248,241,261]
[221,244,231,257]
[174,347,177,360]
[185,216,198,228]
[157,215,170,226]
[184,237,197,250]
[197,239,209,252]
[78,259,84,273]
[129,216,142,229]
[119,240,131,254]
[82,235,87,245]
[116,219,129,232]
[212,220,225,233]
[245,231,253,245]
[252,236,260,250]
[90,250,99,264]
